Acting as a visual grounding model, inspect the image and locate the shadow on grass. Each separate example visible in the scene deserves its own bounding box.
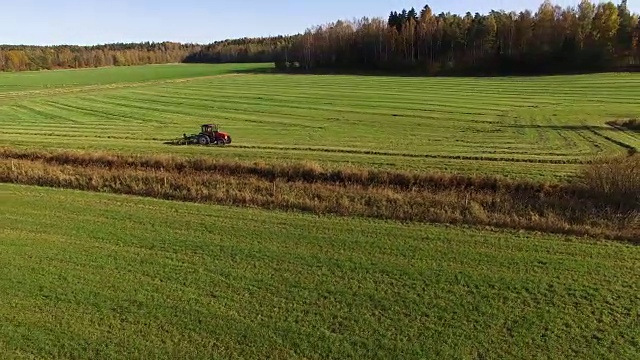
[502,124,612,131]
[229,67,441,78]
[226,64,640,78]
[502,123,638,155]
[607,119,640,132]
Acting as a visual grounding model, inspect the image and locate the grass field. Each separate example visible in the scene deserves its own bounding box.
[0,63,263,93]
[1,64,638,358]
[1,184,638,359]
[0,64,638,179]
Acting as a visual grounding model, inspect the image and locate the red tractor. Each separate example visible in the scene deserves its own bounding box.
[182,124,232,146]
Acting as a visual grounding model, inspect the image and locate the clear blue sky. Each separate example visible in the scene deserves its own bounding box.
[1,0,637,46]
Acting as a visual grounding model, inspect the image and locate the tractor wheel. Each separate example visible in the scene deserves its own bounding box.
[226,136,232,145]
[216,139,226,146]
[197,136,210,145]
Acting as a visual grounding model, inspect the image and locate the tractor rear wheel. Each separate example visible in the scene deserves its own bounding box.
[197,136,210,145]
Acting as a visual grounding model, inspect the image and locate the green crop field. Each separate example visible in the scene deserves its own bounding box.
[1,184,638,359]
[0,63,638,179]
[0,63,264,93]
[1,64,639,358]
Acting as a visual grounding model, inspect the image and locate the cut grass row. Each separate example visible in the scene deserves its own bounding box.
[1,147,637,242]
[1,183,638,359]
[0,64,638,180]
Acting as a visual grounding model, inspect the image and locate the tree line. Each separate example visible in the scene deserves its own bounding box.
[183,36,297,64]
[1,1,638,75]
[0,39,293,72]
[281,0,640,74]
[0,42,200,72]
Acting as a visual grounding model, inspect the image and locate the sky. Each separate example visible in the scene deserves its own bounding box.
[1,0,638,46]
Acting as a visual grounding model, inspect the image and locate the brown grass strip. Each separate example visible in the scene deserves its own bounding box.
[0,148,637,243]
[0,147,555,191]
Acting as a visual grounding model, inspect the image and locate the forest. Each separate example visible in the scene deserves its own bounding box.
[283,0,640,74]
[0,1,638,74]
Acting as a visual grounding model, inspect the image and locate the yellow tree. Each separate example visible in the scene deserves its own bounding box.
[561,6,578,37]
[533,0,556,53]
[515,10,534,56]
[419,5,436,64]
[591,1,619,52]
[6,50,29,71]
[577,0,596,50]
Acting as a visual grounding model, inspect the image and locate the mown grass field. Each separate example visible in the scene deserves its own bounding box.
[1,184,638,359]
[0,64,638,179]
[1,64,639,358]
[0,63,262,92]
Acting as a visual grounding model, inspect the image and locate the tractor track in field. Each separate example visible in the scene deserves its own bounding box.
[594,123,639,154]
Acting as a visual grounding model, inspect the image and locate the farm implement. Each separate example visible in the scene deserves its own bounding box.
[172,124,232,146]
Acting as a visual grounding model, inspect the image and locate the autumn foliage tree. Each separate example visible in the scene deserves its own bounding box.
[0,37,300,72]
[0,1,637,75]
[0,42,198,71]
[282,0,639,74]
[183,36,297,64]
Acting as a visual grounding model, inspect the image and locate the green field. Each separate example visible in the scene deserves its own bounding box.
[1,64,638,179]
[1,64,639,358]
[1,184,638,359]
[0,63,264,93]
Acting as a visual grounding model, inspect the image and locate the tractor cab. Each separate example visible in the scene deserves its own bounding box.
[201,124,219,135]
